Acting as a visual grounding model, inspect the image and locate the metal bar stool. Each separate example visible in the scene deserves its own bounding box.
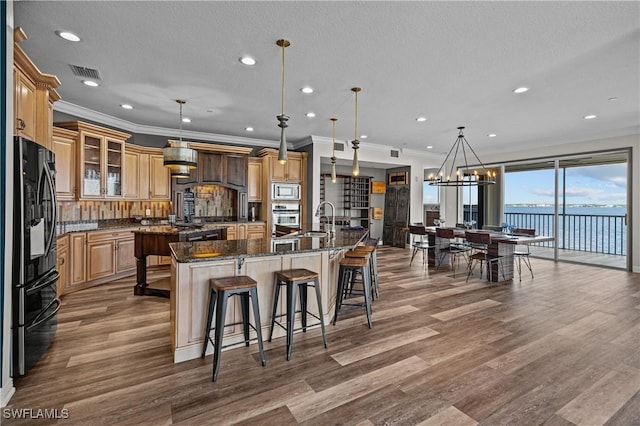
[268,269,328,360]
[334,257,373,328]
[354,244,379,299]
[201,275,266,382]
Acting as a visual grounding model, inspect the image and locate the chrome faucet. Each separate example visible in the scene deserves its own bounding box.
[314,201,336,237]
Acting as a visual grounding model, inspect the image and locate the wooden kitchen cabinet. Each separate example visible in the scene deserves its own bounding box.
[14,67,37,141]
[70,233,87,287]
[55,121,131,200]
[56,235,69,297]
[226,224,238,240]
[257,148,306,183]
[248,157,263,202]
[199,152,247,188]
[226,154,247,187]
[87,229,136,281]
[13,28,61,149]
[200,152,225,183]
[52,127,78,199]
[246,223,266,239]
[124,144,170,200]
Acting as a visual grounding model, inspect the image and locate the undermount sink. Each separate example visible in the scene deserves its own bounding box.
[301,231,329,238]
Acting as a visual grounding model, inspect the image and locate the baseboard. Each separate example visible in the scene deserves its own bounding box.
[633,265,640,273]
[1,380,15,408]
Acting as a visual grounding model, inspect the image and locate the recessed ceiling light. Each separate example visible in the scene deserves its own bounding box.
[608,97,618,101]
[56,30,80,42]
[239,56,256,66]
[121,104,133,110]
[513,87,529,93]
[427,146,433,149]
[82,80,99,87]
[360,135,367,139]
[416,117,427,122]
[305,112,316,118]
[245,127,254,132]
[301,87,314,94]
[583,115,597,120]
[182,117,191,123]
[488,133,497,138]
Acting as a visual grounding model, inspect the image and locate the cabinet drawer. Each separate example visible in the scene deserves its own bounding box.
[87,228,136,242]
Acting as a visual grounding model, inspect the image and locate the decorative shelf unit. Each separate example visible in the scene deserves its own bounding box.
[320,174,371,230]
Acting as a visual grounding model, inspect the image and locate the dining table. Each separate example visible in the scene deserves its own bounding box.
[420,226,555,282]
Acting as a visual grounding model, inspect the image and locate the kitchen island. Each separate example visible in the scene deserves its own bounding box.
[132,224,228,297]
[168,229,368,363]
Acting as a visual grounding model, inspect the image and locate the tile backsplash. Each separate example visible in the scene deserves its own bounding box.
[57,200,172,222]
[192,185,236,218]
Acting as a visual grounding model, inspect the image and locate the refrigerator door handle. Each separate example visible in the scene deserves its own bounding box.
[42,160,57,251]
[26,297,61,332]
[20,269,59,293]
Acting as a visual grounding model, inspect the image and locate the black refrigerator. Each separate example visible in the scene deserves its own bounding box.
[12,136,61,377]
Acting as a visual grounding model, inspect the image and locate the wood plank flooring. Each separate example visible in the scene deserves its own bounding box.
[5,247,640,425]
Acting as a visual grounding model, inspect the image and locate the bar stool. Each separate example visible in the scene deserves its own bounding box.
[334,257,373,328]
[345,248,377,300]
[268,269,328,360]
[201,275,266,382]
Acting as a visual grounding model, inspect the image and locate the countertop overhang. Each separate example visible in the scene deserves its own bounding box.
[170,228,369,263]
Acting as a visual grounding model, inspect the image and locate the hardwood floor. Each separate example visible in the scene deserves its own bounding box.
[5,247,640,425]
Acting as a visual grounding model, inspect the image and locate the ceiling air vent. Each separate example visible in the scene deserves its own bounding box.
[390,150,399,158]
[69,64,102,80]
[334,142,345,152]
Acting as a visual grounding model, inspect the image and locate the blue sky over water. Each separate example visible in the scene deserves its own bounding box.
[423,163,627,206]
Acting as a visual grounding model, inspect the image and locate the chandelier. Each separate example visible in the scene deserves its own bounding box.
[163,99,197,178]
[428,126,496,186]
[276,39,290,164]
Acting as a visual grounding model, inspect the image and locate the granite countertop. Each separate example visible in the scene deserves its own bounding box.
[57,219,265,237]
[132,223,231,236]
[170,229,369,263]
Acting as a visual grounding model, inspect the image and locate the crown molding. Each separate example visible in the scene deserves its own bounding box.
[54,100,281,148]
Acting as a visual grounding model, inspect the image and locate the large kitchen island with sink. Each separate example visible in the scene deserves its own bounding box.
[168,229,368,363]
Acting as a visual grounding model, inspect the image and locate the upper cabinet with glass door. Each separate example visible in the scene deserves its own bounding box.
[55,121,130,199]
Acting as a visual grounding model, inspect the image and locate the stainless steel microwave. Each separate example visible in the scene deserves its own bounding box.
[272,183,300,200]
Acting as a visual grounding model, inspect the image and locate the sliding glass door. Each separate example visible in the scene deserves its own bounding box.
[502,150,629,269]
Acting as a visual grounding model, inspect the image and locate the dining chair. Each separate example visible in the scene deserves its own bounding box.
[482,225,503,232]
[512,228,535,280]
[464,231,503,282]
[409,225,434,267]
[434,227,471,276]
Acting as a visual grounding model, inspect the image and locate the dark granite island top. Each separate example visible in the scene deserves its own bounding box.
[169,228,369,363]
[169,229,368,263]
[132,225,229,297]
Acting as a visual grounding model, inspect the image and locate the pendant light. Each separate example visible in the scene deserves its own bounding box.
[164,99,197,178]
[427,126,496,186]
[276,39,290,164]
[351,87,361,177]
[330,118,338,183]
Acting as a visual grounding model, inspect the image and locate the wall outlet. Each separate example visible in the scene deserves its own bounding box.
[145,208,151,216]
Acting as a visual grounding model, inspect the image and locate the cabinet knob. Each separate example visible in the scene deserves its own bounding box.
[60,258,65,265]
[17,118,26,130]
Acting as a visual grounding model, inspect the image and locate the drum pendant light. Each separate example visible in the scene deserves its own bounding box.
[351,87,362,177]
[164,99,197,178]
[330,118,338,183]
[276,39,290,164]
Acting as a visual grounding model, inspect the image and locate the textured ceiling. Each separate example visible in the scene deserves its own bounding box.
[13,1,640,157]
